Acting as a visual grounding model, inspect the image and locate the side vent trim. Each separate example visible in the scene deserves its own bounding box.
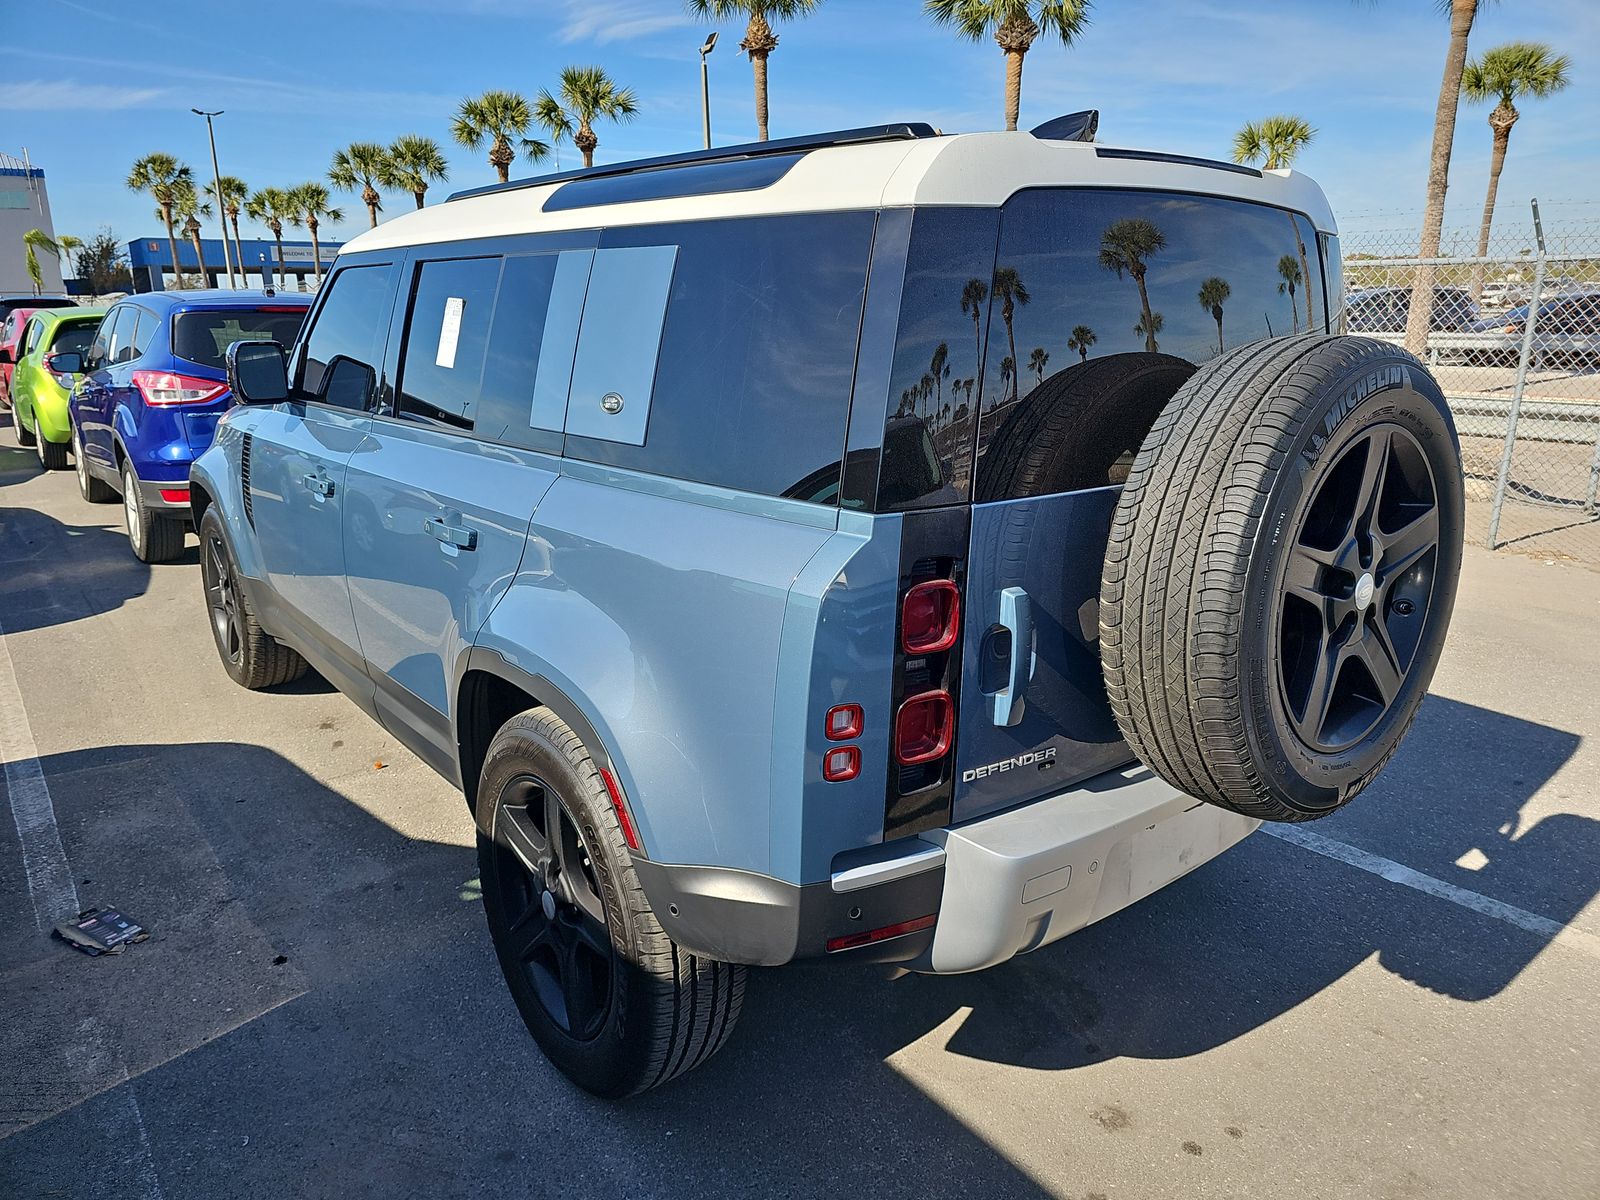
[240,431,254,528]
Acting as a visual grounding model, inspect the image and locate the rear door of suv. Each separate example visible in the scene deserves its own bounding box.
[948,187,1328,823]
[339,236,595,775]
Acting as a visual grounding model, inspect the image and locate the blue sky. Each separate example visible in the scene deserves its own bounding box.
[3,0,1594,252]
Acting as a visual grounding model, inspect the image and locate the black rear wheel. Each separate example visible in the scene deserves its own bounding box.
[477,710,745,1098]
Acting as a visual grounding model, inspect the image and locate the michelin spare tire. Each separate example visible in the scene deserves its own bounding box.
[1099,335,1464,822]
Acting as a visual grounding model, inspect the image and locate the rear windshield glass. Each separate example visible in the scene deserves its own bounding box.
[49,324,97,357]
[173,309,306,369]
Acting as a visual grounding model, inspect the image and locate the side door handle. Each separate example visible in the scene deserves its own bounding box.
[302,472,335,498]
[424,514,477,551]
[992,586,1035,727]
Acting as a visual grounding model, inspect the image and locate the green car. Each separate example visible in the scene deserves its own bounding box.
[10,306,105,470]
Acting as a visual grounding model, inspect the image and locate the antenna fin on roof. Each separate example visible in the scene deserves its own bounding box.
[1031,110,1099,143]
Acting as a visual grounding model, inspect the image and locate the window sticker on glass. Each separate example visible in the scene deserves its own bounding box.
[436,296,465,369]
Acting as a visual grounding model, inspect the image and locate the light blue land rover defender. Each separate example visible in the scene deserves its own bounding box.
[193,118,1463,1096]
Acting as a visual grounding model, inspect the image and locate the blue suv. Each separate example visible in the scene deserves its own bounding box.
[193,122,1463,1096]
[63,290,310,561]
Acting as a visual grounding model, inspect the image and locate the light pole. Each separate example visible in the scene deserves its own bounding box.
[192,108,236,289]
[699,32,718,150]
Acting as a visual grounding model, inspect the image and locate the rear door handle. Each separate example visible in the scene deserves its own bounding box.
[302,472,335,498]
[424,515,477,551]
[992,586,1035,727]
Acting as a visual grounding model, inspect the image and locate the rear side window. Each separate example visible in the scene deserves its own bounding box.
[972,188,1327,501]
[562,212,875,504]
[396,256,501,431]
[173,309,306,371]
[298,263,396,411]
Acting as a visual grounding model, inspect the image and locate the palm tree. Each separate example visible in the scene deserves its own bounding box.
[537,67,639,169]
[999,356,1015,399]
[1028,345,1049,382]
[22,229,58,296]
[960,277,989,374]
[1067,324,1096,363]
[329,143,390,229]
[532,92,574,170]
[1405,0,1491,356]
[127,153,193,290]
[687,1,824,141]
[1133,310,1163,352]
[207,175,250,285]
[926,0,1091,132]
[1098,218,1165,353]
[1277,255,1303,332]
[55,234,82,286]
[1197,277,1231,355]
[383,134,449,210]
[930,341,950,411]
[246,187,298,287]
[1463,41,1571,296]
[1231,115,1315,171]
[453,90,549,184]
[289,183,343,286]
[169,180,213,287]
[991,265,1030,400]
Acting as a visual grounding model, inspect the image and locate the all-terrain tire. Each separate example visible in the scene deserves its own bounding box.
[477,710,745,1098]
[1100,336,1464,821]
[122,461,186,563]
[198,507,308,689]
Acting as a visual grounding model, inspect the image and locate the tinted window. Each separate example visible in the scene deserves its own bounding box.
[480,254,565,450]
[298,264,396,411]
[49,323,96,357]
[122,309,150,358]
[396,257,501,431]
[973,189,1323,500]
[103,307,140,365]
[87,309,118,368]
[563,212,874,503]
[173,309,306,370]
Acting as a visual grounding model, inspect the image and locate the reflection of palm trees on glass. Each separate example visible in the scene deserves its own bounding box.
[991,265,1030,401]
[1198,276,1232,355]
[1099,218,1166,353]
[1277,254,1303,333]
[1028,346,1049,383]
[1133,310,1164,352]
[1000,355,1014,398]
[930,341,950,414]
[960,277,988,379]
[1067,324,1096,363]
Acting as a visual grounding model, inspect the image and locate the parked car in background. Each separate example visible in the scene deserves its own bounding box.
[7,306,106,468]
[59,290,311,562]
[1345,285,1478,335]
[1,298,76,407]
[1464,290,1600,369]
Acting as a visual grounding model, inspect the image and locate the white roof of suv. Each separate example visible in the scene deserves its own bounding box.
[344,129,1337,255]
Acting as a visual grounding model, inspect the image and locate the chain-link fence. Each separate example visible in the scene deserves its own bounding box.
[1342,202,1600,565]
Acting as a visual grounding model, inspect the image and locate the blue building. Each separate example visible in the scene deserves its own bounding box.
[126,234,343,293]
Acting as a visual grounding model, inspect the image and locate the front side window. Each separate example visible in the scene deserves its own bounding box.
[562,212,875,504]
[297,263,397,411]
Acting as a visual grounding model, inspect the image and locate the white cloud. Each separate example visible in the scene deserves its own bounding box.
[0,80,170,110]
[553,0,697,45]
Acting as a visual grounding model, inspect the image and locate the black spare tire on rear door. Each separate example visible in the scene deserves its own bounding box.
[1100,336,1464,822]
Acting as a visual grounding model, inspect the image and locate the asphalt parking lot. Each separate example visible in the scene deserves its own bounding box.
[2,416,1598,1200]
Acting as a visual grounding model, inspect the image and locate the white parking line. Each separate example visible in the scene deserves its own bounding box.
[1262,823,1600,963]
[0,614,79,932]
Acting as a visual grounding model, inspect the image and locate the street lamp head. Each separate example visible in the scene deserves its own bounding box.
[192,108,224,117]
[700,32,718,56]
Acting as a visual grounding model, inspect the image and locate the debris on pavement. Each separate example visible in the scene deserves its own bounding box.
[52,907,149,956]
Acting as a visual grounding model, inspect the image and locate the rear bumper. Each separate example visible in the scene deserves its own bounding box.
[636,764,1257,971]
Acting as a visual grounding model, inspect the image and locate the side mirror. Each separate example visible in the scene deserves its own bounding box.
[46,351,83,375]
[226,340,289,405]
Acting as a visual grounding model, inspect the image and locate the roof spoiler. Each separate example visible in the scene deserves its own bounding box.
[1031,110,1099,143]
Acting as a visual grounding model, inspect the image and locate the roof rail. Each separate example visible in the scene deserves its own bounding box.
[447,122,940,203]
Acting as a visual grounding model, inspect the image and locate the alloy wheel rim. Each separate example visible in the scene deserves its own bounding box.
[202,534,243,665]
[490,774,613,1041]
[1276,424,1441,755]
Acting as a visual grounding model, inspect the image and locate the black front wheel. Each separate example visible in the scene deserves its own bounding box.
[198,507,307,689]
[477,710,744,1098]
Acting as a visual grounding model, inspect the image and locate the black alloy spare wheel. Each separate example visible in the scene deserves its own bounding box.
[1100,335,1465,822]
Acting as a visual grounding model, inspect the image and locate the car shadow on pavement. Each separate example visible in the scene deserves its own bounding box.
[0,505,154,634]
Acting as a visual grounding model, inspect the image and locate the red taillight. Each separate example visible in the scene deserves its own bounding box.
[824,703,863,741]
[159,489,191,504]
[599,767,641,852]
[826,913,936,953]
[901,579,960,655]
[895,690,954,765]
[822,745,860,782]
[132,369,229,407]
